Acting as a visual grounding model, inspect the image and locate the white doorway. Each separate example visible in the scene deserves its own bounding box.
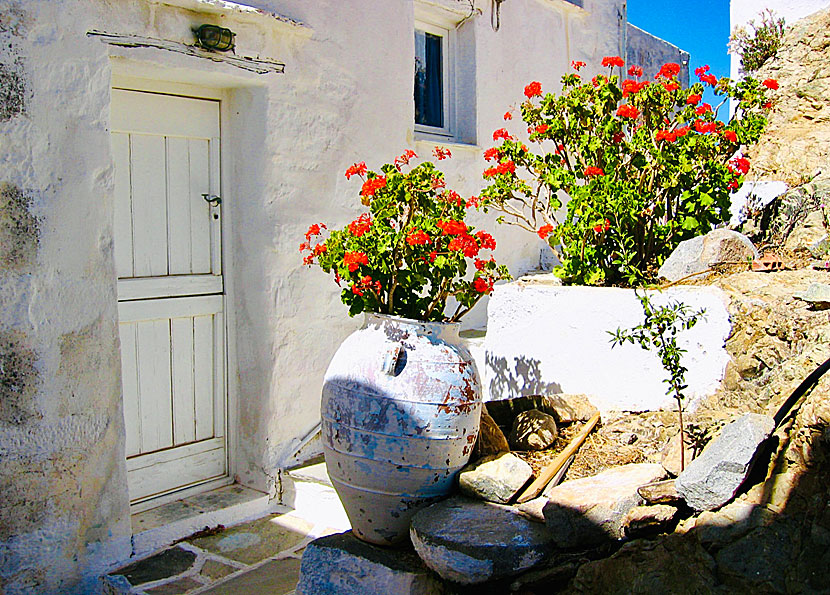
[111,88,229,508]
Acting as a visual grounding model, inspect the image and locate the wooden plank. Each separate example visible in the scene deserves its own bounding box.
[119,321,141,457]
[515,412,601,503]
[126,439,226,503]
[111,88,220,138]
[171,317,196,445]
[136,319,174,453]
[212,311,225,437]
[189,138,212,274]
[116,275,223,301]
[117,295,222,323]
[130,134,168,277]
[209,136,222,276]
[112,132,134,278]
[166,137,193,275]
[193,314,214,441]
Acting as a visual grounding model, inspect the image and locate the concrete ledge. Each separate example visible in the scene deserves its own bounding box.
[483,281,731,412]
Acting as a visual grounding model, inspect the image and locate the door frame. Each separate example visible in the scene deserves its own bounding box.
[111,74,241,513]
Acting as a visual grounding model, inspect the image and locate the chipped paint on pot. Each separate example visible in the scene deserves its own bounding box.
[321,313,482,546]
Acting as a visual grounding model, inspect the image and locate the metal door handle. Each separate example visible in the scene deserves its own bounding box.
[202,193,222,206]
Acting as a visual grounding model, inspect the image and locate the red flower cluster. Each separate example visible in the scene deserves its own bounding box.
[628,65,643,77]
[406,229,431,246]
[483,160,516,178]
[348,213,372,237]
[694,120,717,134]
[442,190,464,206]
[601,55,624,68]
[621,79,649,97]
[448,234,480,258]
[728,156,750,175]
[437,220,468,235]
[762,78,779,90]
[503,110,513,121]
[361,176,387,197]
[721,130,738,143]
[662,81,680,92]
[431,175,446,190]
[493,128,512,141]
[476,230,496,250]
[466,195,481,208]
[473,277,494,293]
[686,93,702,105]
[584,166,604,177]
[475,257,495,270]
[483,147,501,162]
[343,251,368,272]
[537,224,554,239]
[695,103,713,115]
[345,161,367,179]
[394,150,417,170]
[524,81,542,98]
[656,63,680,78]
[593,219,611,233]
[535,123,549,134]
[616,104,640,119]
[655,129,677,143]
[433,146,452,160]
[351,275,381,297]
[572,60,586,71]
[304,223,326,241]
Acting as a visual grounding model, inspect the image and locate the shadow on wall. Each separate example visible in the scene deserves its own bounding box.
[486,353,562,401]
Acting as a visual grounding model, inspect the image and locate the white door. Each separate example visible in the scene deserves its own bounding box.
[111,89,228,505]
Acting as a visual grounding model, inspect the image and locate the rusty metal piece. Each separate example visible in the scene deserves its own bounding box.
[752,251,784,272]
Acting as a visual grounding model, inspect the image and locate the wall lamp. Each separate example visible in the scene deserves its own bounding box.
[193,24,236,52]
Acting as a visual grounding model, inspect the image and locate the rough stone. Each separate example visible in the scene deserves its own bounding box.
[296,531,447,595]
[570,533,717,593]
[458,452,532,504]
[658,229,759,282]
[637,479,682,505]
[715,521,799,593]
[509,409,558,450]
[785,210,828,252]
[474,407,509,457]
[622,504,678,538]
[545,394,598,424]
[543,463,666,548]
[676,413,776,511]
[0,182,39,272]
[409,497,557,585]
[660,431,699,477]
[794,282,830,306]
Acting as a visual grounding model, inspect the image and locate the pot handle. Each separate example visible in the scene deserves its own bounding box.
[382,345,403,375]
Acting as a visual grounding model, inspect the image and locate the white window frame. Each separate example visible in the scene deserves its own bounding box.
[414,20,455,139]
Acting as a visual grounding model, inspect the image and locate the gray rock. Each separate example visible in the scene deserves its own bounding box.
[296,531,448,595]
[509,409,558,450]
[458,452,533,504]
[543,463,666,548]
[546,394,598,424]
[675,413,775,511]
[715,521,799,593]
[785,210,827,252]
[658,229,759,282]
[794,282,830,306]
[410,497,557,585]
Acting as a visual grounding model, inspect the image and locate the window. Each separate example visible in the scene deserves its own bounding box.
[414,22,452,137]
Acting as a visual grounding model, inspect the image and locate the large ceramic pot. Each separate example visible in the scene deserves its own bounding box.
[321,313,481,545]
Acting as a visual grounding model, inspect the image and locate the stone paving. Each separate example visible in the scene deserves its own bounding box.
[104,467,351,594]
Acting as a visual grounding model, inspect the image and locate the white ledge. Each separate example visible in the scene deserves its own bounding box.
[150,0,309,29]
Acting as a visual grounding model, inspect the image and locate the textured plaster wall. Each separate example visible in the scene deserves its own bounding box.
[0,1,131,593]
[484,282,732,413]
[0,0,685,589]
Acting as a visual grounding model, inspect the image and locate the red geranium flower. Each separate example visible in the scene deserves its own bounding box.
[433,146,452,160]
[393,150,417,170]
[584,166,604,177]
[466,195,481,208]
[628,65,643,77]
[304,223,326,241]
[601,56,624,68]
[484,147,500,162]
[694,120,717,134]
[700,74,718,86]
[475,230,496,250]
[493,128,512,141]
[406,229,431,246]
[537,224,554,239]
[655,130,676,143]
[593,219,611,233]
[656,62,680,78]
[662,81,680,92]
[448,234,480,258]
[535,124,549,134]
[343,251,368,272]
[524,81,542,98]
[728,157,750,175]
[495,160,516,176]
[572,60,586,71]
[503,110,513,121]
[675,125,690,138]
[437,220,468,236]
[686,93,702,105]
[360,176,387,197]
[722,130,738,143]
[345,161,367,179]
[348,213,372,237]
[694,65,710,77]
[695,103,713,115]
[616,104,640,119]
[473,277,494,293]
[762,78,779,90]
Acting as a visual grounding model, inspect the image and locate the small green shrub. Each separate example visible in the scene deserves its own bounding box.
[730,9,786,74]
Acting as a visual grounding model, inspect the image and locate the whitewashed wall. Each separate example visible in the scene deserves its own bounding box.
[0,0,684,590]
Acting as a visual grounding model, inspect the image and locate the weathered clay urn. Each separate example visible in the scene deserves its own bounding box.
[321,313,481,545]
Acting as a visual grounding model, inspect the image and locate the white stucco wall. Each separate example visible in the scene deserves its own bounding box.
[484,280,732,413]
[0,0,685,589]
[730,0,830,79]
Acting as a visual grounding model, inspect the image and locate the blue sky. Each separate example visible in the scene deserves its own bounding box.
[628,0,730,115]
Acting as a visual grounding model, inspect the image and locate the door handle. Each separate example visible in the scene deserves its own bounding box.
[202,193,222,206]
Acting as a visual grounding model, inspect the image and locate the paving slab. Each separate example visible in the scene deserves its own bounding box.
[199,559,238,581]
[202,557,303,595]
[145,576,203,594]
[108,546,197,588]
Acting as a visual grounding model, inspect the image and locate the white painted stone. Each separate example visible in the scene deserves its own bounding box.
[484,282,732,412]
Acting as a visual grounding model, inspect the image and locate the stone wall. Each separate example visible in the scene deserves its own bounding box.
[627,23,690,86]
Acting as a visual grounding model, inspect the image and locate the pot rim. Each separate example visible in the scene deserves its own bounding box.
[362,312,461,340]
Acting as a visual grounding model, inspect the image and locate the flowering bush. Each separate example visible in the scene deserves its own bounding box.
[480,58,777,286]
[301,148,510,321]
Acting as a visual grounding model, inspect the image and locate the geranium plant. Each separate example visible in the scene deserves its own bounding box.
[479,58,778,286]
[301,148,510,322]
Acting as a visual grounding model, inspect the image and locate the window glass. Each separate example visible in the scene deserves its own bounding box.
[414,29,444,129]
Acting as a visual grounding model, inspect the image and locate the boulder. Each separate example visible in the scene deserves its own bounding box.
[475,407,510,456]
[295,531,447,595]
[785,210,827,252]
[509,409,558,450]
[546,394,598,424]
[543,463,666,548]
[675,413,775,511]
[410,497,557,585]
[457,452,532,504]
[658,229,759,282]
[622,504,679,538]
